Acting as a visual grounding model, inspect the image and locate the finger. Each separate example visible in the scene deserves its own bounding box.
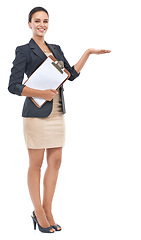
[101,50,111,54]
[97,49,105,54]
[103,50,111,53]
[104,50,111,52]
[50,89,58,94]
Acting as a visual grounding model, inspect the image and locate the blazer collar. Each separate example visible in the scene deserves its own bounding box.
[29,38,57,61]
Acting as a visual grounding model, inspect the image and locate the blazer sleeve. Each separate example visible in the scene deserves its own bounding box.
[57,45,80,81]
[8,46,27,96]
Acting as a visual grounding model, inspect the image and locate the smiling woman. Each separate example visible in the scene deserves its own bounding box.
[8,5,111,235]
[28,8,49,45]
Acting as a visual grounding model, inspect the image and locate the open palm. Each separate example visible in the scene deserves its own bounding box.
[89,48,111,54]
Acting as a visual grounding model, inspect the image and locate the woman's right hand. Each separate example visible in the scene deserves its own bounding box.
[41,89,58,101]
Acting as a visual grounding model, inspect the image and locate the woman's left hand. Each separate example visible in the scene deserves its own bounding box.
[88,48,111,54]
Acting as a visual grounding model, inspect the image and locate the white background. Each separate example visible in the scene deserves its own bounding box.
[1,0,141,239]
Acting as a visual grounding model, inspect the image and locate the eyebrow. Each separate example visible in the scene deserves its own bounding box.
[34,18,48,20]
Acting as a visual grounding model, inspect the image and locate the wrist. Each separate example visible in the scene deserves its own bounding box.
[86,49,91,55]
[87,48,97,54]
[35,89,44,98]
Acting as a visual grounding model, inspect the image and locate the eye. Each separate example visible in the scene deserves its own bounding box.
[44,20,48,23]
[35,20,40,23]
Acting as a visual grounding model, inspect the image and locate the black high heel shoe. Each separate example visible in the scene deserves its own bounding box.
[31,211,55,233]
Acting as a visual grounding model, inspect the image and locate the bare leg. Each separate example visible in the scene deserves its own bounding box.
[27,148,55,232]
[42,147,62,230]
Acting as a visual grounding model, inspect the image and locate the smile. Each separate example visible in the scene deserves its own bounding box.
[37,28,45,32]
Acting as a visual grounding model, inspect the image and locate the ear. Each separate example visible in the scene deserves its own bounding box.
[28,21,32,29]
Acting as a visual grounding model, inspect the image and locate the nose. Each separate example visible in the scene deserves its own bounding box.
[39,21,45,27]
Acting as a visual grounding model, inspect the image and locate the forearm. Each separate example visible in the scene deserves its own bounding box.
[74,49,90,73]
[21,85,43,98]
[73,47,111,74]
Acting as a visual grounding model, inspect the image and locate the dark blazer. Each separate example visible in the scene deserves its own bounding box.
[8,38,80,118]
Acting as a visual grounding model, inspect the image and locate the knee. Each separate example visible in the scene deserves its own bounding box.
[28,162,42,171]
[48,158,62,170]
[28,149,44,171]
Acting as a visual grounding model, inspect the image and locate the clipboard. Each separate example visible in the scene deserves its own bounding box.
[23,55,71,108]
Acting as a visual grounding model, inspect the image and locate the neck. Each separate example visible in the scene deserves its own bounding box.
[32,35,45,46]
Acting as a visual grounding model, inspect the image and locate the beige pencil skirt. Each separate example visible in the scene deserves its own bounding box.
[23,91,65,149]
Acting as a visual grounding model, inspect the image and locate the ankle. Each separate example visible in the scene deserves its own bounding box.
[35,207,45,216]
[42,206,52,214]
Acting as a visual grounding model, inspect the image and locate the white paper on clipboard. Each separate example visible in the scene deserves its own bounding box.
[24,55,70,107]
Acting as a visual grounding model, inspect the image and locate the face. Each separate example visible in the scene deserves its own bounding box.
[28,11,49,37]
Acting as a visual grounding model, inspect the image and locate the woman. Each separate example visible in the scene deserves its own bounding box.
[8,6,111,233]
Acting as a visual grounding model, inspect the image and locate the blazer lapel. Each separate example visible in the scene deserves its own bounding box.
[29,38,47,61]
[29,38,58,61]
[45,41,58,59]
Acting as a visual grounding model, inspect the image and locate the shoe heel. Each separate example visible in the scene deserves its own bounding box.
[32,211,55,233]
[32,216,36,230]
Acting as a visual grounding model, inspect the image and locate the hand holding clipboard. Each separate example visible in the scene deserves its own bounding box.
[23,55,70,108]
